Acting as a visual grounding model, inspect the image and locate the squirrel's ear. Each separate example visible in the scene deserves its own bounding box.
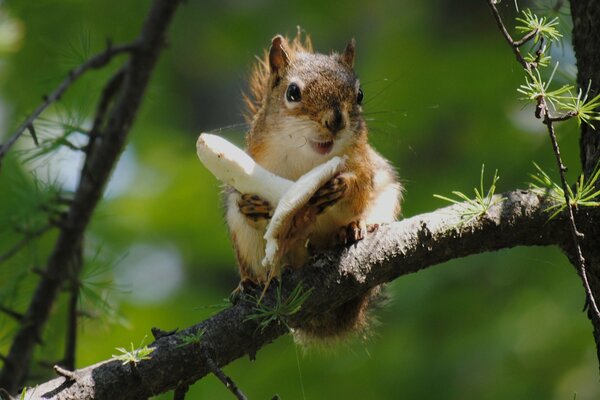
[269,35,290,75]
[341,38,355,68]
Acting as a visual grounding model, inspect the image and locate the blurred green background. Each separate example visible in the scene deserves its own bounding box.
[1,0,599,398]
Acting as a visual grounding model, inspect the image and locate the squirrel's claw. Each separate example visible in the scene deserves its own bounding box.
[338,220,367,245]
[310,174,348,214]
[238,193,274,222]
[229,278,260,304]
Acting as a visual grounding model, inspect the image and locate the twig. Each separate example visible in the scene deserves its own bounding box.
[486,0,600,320]
[0,42,137,167]
[151,327,178,340]
[0,305,23,322]
[27,123,38,146]
[63,243,83,372]
[53,365,78,382]
[486,0,533,71]
[542,108,600,318]
[201,348,248,400]
[0,224,53,264]
[85,67,126,162]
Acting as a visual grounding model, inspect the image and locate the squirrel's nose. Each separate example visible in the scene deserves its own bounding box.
[323,107,345,134]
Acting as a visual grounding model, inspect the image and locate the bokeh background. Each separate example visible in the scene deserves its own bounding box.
[1,0,599,398]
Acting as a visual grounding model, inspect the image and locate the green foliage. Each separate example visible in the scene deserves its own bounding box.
[78,247,130,328]
[513,8,600,130]
[557,82,600,128]
[517,63,573,109]
[515,9,562,43]
[529,162,600,219]
[523,51,551,68]
[176,327,206,349]
[112,335,155,365]
[434,165,504,224]
[244,282,313,333]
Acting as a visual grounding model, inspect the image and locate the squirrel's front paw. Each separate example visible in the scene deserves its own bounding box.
[338,220,367,245]
[309,174,348,214]
[238,194,274,225]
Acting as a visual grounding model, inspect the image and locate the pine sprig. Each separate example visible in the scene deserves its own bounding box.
[529,162,600,219]
[517,63,573,109]
[515,8,562,43]
[112,335,155,365]
[434,165,505,225]
[557,82,600,128]
[244,282,313,333]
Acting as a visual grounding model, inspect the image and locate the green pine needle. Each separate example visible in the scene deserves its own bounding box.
[529,162,600,219]
[434,164,505,225]
[557,81,600,128]
[515,9,562,43]
[244,282,313,333]
[112,335,155,365]
[176,328,206,349]
[517,63,573,109]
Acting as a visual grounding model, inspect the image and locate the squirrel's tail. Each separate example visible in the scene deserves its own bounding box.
[293,286,386,345]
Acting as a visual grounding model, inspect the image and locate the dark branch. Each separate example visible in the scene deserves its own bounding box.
[542,112,600,318]
[22,190,580,399]
[0,43,137,168]
[0,0,182,392]
[62,243,83,372]
[52,365,77,382]
[486,0,532,71]
[0,305,23,323]
[201,348,248,400]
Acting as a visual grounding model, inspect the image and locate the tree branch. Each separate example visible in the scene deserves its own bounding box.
[0,0,182,392]
[22,190,581,399]
[486,0,532,71]
[0,224,53,264]
[0,43,136,168]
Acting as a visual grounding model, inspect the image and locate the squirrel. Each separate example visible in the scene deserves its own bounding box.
[225,31,402,341]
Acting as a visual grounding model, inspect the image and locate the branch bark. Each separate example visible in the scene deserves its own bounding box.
[569,0,600,367]
[22,190,587,399]
[0,0,181,392]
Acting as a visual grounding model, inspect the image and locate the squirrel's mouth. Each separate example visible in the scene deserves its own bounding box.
[309,139,334,155]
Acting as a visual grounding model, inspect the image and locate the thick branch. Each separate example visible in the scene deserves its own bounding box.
[569,0,600,368]
[0,0,181,392]
[570,0,600,177]
[24,190,578,399]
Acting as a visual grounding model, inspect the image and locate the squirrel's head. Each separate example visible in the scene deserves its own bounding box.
[246,34,366,178]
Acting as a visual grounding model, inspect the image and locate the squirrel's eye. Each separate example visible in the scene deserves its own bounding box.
[357,88,364,105]
[286,83,302,102]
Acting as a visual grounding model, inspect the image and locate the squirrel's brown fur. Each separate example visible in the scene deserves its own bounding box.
[226,31,402,343]
[243,31,313,124]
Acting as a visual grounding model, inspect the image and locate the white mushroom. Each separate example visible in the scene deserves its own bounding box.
[262,156,345,267]
[196,133,292,205]
[196,133,346,269]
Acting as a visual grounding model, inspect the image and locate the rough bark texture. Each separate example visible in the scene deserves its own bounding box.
[21,190,588,399]
[570,0,600,177]
[569,0,600,366]
[0,0,181,393]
